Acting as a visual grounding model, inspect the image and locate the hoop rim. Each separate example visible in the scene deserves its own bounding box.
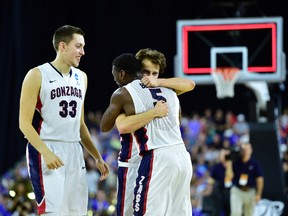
[212,67,241,81]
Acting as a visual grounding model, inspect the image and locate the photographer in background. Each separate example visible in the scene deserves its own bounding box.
[225,142,264,216]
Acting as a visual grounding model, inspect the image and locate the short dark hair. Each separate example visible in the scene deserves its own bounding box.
[112,53,141,75]
[52,25,85,51]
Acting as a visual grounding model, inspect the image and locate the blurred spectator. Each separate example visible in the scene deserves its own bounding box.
[232,114,250,142]
[282,155,288,201]
[8,179,33,214]
[11,198,36,216]
[280,107,288,130]
[91,190,110,215]
[214,109,226,140]
[85,154,101,197]
[203,108,214,129]
[225,110,237,130]
[188,112,203,144]
[210,148,232,216]
[200,176,215,216]
[0,193,12,216]
[90,127,103,155]
[210,133,223,149]
[279,107,288,145]
[86,110,100,130]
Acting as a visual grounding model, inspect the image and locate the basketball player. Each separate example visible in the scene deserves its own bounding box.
[101,48,195,216]
[100,52,194,215]
[19,25,110,216]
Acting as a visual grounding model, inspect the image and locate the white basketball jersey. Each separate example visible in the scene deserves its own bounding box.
[36,63,85,142]
[125,79,183,153]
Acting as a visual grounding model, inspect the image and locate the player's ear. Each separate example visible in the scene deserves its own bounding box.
[119,70,126,79]
[59,41,66,51]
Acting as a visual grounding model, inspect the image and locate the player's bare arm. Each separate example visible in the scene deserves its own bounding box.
[19,68,64,170]
[115,76,194,133]
[115,100,169,134]
[141,76,196,95]
[100,88,126,132]
[80,106,110,180]
[79,72,109,180]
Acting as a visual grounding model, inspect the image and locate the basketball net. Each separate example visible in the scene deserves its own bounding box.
[211,67,240,99]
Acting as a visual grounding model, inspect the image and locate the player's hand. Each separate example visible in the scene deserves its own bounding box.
[153,100,169,118]
[95,158,110,181]
[141,76,158,87]
[42,150,64,170]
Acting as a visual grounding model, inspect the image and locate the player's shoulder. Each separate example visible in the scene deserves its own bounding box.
[22,66,42,87]
[125,79,144,89]
[112,87,125,96]
[71,66,84,73]
[29,62,54,78]
[72,67,86,78]
[111,87,129,101]
[26,66,41,79]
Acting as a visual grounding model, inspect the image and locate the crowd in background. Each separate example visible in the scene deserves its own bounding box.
[1,107,288,216]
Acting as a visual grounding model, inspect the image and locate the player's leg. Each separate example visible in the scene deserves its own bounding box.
[117,165,138,216]
[61,142,88,216]
[170,145,193,216]
[26,142,65,215]
[133,147,178,216]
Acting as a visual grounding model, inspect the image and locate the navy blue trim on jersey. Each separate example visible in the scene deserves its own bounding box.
[117,167,128,216]
[48,62,72,77]
[119,133,133,162]
[133,151,154,215]
[133,127,148,155]
[32,109,42,133]
[27,143,44,204]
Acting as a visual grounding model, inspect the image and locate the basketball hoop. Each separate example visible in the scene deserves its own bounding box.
[211,67,240,99]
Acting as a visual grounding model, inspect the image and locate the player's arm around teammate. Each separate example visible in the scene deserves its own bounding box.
[115,101,168,134]
[101,76,195,133]
[115,75,195,134]
[101,48,196,133]
[141,75,195,95]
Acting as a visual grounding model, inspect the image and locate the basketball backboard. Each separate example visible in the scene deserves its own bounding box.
[174,17,286,84]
